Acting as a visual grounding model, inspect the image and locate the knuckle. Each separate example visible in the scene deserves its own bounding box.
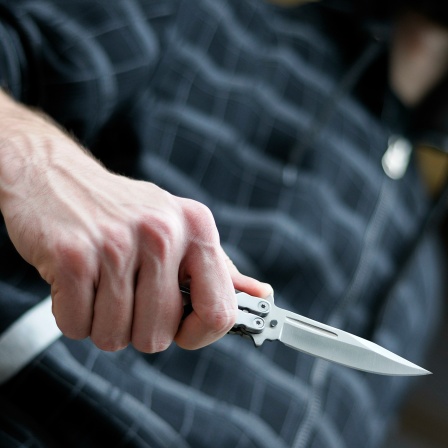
[53,240,88,271]
[182,199,219,243]
[100,224,134,266]
[52,293,92,340]
[51,238,97,282]
[132,335,172,354]
[138,213,181,259]
[186,200,214,225]
[204,305,237,335]
[54,317,90,340]
[63,328,89,341]
[91,334,129,352]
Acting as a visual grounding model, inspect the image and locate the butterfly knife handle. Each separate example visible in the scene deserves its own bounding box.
[180,287,272,342]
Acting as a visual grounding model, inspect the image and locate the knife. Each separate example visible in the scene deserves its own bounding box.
[181,287,430,376]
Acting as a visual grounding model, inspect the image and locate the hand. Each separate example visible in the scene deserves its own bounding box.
[0,90,271,352]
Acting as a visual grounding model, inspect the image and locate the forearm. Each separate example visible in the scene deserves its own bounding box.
[0,90,51,214]
[0,90,104,288]
[0,89,99,230]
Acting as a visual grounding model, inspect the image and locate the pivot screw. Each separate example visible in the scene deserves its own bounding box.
[258,301,270,312]
[253,318,264,329]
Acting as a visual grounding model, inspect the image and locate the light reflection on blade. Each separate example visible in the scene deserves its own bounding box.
[278,311,430,376]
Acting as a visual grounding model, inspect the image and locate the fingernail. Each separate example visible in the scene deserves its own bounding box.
[261,282,274,297]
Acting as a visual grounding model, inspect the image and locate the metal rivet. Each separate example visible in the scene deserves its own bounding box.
[270,320,278,328]
[258,301,270,312]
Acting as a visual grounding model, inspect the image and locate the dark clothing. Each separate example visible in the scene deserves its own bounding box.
[0,1,443,447]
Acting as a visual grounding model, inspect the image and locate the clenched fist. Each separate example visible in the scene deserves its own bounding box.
[0,90,271,353]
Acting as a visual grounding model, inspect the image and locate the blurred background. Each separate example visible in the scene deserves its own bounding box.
[383,191,448,448]
[382,315,448,448]
[381,0,448,441]
[269,2,448,445]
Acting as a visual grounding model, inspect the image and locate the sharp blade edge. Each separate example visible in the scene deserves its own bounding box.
[279,319,430,376]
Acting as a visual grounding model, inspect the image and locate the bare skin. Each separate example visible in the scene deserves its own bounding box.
[390,11,448,106]
[0,90,272,353]
[268,3,448,106]
[4,8,445,355]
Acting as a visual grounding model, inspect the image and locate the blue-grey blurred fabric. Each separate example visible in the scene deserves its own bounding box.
[0,1,444,447]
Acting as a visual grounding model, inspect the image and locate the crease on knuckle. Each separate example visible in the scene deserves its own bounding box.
[132,335,172,354]
[91,334,129,352]
[203,304,237,335]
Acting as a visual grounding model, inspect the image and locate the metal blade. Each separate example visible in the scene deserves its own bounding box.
[251,304,430,376]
